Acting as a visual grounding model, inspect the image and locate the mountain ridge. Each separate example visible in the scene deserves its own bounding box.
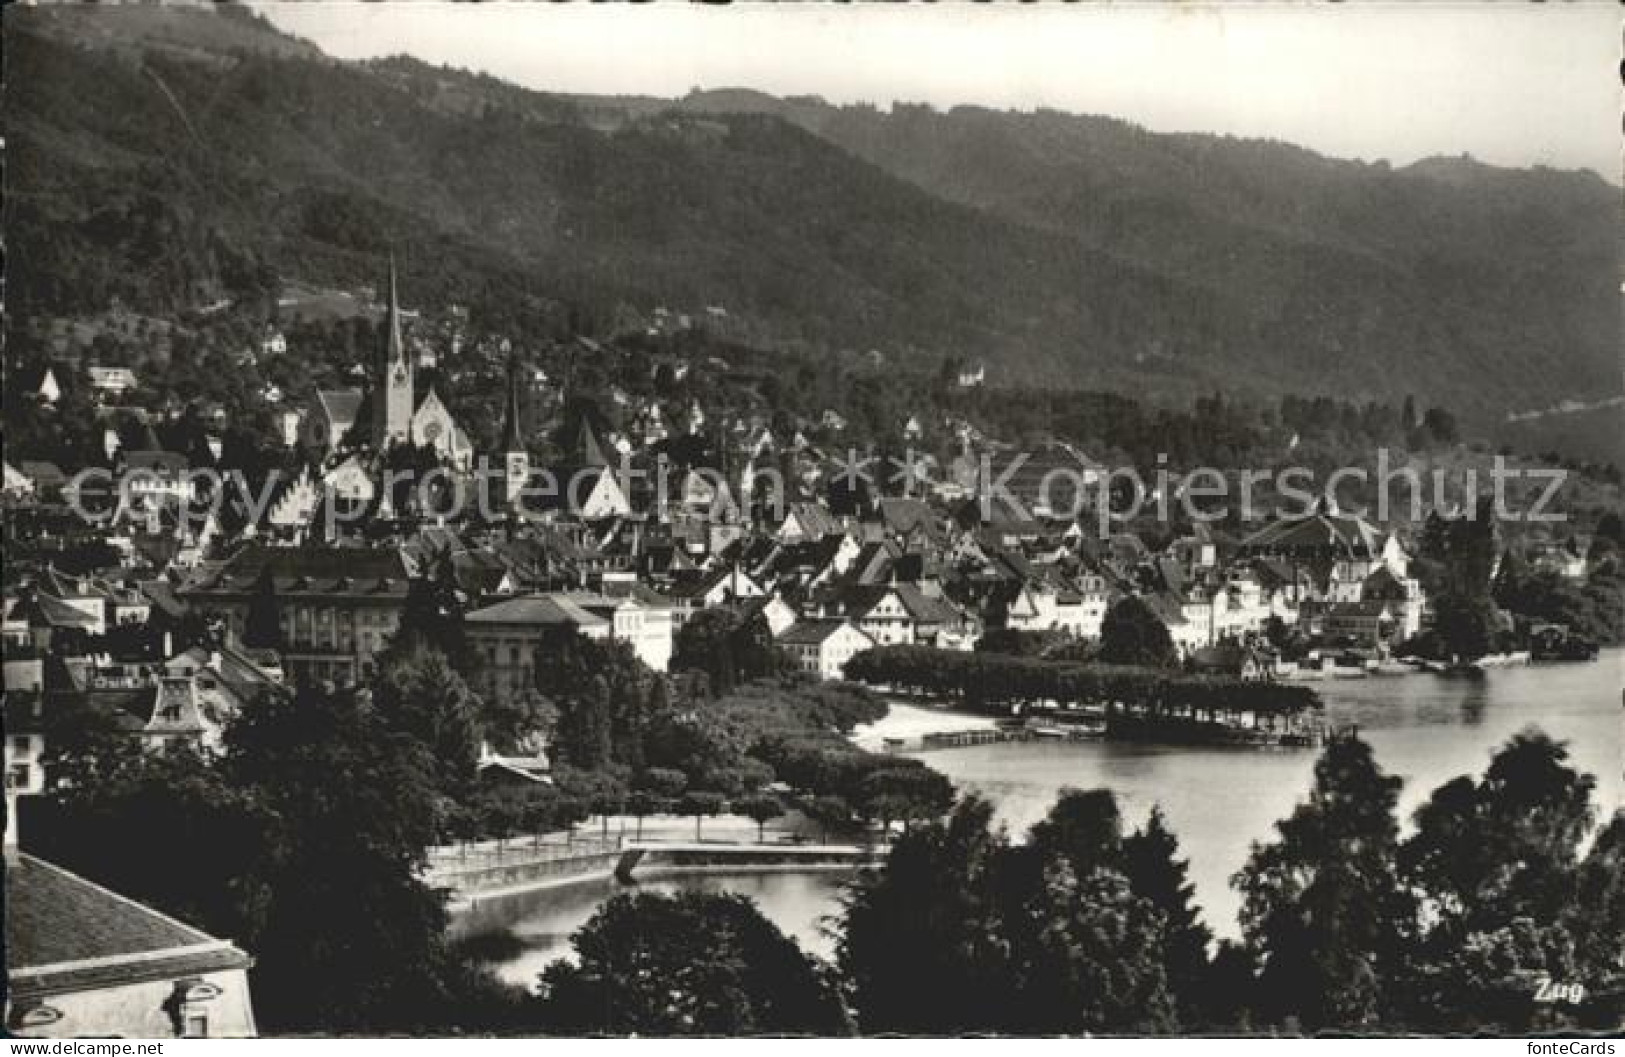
[8,4,1618,434]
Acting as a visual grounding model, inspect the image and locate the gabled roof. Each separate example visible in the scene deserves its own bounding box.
[781,501,841,539]
[23,594,102,629]
[595,579,674,609]
[186,545,411,598]
[17,461,67,487]
[1240,501,1384,559]
[779,617,867,646]
[874,497,941,540]
[315,388,364,428]
[464,593,608,629]
[843,582,965,625]
[123,450,189,474]
[1360,565,1408,598]
[7,854,251,1001]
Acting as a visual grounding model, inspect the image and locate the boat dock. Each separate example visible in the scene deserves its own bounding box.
[885,722,1104,754]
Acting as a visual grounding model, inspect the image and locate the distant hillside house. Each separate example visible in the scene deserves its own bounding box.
[86,366,138,400]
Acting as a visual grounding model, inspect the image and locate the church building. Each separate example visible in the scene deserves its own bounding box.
[305,258,474,472]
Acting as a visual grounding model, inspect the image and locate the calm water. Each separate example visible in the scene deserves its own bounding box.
[473,653,1621,985]
[467,870,851,991]
[912,651,1621,937]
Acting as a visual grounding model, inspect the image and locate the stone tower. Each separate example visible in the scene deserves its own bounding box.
[372,255,414,449]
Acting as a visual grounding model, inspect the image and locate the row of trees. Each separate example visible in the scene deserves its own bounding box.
[845,642,1319,715]
[531,729,1622,1035]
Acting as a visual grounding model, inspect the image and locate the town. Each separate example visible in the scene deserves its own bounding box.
[5,1,1622,1042]
[7,259,1622,1037]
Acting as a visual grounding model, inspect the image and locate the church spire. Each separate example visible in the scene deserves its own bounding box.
[373,251,415,449]
[500,352,524,454]
[384,252,407,370]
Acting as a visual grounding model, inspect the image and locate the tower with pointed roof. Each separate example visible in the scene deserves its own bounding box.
[499,352,529,508]
[373,255,414,450]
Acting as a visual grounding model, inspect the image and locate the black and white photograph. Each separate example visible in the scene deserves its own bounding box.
[2,0,1621,1042]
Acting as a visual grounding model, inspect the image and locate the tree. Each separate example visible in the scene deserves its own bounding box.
[540,891,848,1035]
[1234,736,1412,1031]
[735,794,785,843]
[677,790,726,841]
[241,564,283,650]
[803,794,852,843]
[1014,861,1178,1033]
[856,765,955,836]
[481,687,556,757]
[1398,731,1599,1029]
[672,607,739,694]
[555,766,630,841]
[1098,595,1178,668]
[534,628,654,770]
[27,741,279,948]
[39,692,144,791]
[671,606,784,696]
[392,548,477,675]
[1028,786,1122,874]
[1569,810,1625,1025]
[1122,807,1213,1022]
[640,766,689,800]
[1403,730,1596,938]
[371,642,483,803]
[221,682,468,1033]
[625,790,662,841]
[838,797,1011,1033]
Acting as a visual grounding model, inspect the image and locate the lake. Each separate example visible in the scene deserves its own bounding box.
[472,652,1621,987]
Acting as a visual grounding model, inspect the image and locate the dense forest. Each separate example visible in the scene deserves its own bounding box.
[7,4,1619,443]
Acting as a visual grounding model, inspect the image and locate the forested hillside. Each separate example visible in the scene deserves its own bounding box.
[7,4,1618,431]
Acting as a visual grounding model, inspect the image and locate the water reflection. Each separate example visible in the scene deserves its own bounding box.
[462,870,854,992]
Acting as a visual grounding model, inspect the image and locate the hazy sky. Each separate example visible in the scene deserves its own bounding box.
[255,1,1620,179]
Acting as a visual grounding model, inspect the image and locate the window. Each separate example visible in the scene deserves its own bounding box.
[7,764,31,790]
[11,736,30,755]
[183,1013,209,1038]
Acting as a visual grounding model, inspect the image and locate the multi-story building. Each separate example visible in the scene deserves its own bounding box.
[779,619,875,681]
[177,546,411,684]
[464,594,611,707]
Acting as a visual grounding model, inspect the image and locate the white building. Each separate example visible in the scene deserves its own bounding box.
[780,619,875,682]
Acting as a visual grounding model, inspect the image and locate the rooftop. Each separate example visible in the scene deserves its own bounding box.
[6,855,250,999]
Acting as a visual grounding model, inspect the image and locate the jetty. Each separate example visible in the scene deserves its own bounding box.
[885,720,1104,754]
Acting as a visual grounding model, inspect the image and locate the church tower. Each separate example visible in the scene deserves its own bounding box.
[499,353,529,507]
[373,255,414,449]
